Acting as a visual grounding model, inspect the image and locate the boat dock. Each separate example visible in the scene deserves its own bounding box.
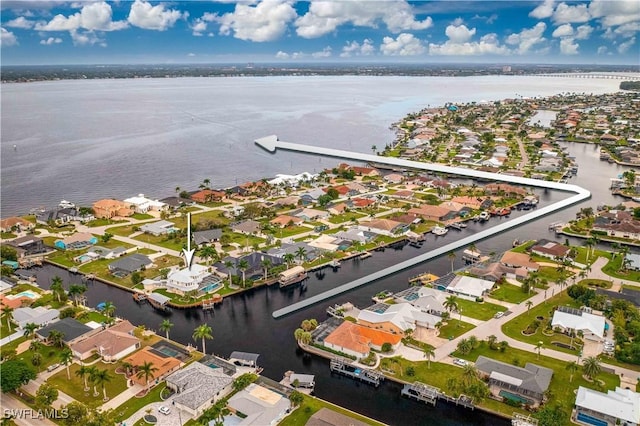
[408,272,439,285]
[400,381,475,409]
[329,357,384,387]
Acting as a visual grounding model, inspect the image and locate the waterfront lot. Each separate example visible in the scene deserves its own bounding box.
[490,282,531,304]
[438,319,475,340]
[455,298,506,321]
[48,361,127,408]
[278,394,386,426]
[78,254,181,288]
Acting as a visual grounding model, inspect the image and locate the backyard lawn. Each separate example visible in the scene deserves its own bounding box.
[327,212,367,224]
[489,282,532,304]
[602,255,640,282]
[455,298,506,321]
[265,225,310,238]
[47,361,127,408]
[113,382,165,423]
[278,394,385,426]
[438,319,475,340]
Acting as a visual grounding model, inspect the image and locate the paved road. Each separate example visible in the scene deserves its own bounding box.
[0,393,57,426]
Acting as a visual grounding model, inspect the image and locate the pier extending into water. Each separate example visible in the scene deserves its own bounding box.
[329,357,384,387]
[259,136,591,319]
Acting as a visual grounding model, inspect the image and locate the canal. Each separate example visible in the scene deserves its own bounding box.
[31,142,636,426]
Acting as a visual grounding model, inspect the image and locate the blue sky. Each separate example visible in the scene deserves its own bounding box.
[0,1,638,65]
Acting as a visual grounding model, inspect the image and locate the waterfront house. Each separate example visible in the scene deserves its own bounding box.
[6,236,48,257]
[267,242,319,263]
[54,233,98,250]
[92,199,133,219]
[574,386,640,426]
[383,173,404,184]
[408,205,451,222]
[350,166,379,177]
[357,302,440,334]
[468,262,529,282]
[159,196,194,209]
[126,347,181,389]
[193,229,223,246]
[165,264,220,295]
[165,362,234,417]
[139,220,178,236]
[626,253,640,271]
[332,228,377,244]
[358,218,407,237]
[451,196,493,210]
[225,383,291,426]
[484,183,528,197]
[0,217,34,233]
[475,356,553,407]
[551,307,605,341]
[108,254,153,276]
[500,251,540,271]
[36,318,95,345]
[214,252,283,279]
[530,240,570,260]
[393,286,446,315]
[123,194,167,214]
[445,275,495,300]
[70,320,140,361]
[230,219,261,235]
[36,208,94,225]
[12,307,59,329]
[190,189,225,204]
[323,320,402,358]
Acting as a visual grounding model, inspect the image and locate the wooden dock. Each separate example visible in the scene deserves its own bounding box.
[329,357,384,387]
[401,381,474,410]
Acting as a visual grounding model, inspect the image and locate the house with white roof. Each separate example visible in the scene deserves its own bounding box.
[13,307,59,329]
[575,386,640,426]
[224,383,291,426]
[446,275,495,300]
[551,307,605,341]
[139,220,178,236]
[357,302,440,334]
[166,264,212,295]
[123,194,167,214]
[394,286,446,315]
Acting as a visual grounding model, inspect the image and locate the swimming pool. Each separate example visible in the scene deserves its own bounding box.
[499,390,533,406]
[9,290,39,300]
[576,412,608,426]
[77,254,92,263]
[200,283,221,293]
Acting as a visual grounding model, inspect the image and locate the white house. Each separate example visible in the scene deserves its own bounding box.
[446,275,495,300]
[12,307,59,329]
[165,264,211,295]
[123,194,167,213]
[575,386,640,426]
[357,302,440,334]
[139,220,178,236]
[551,308,605,341]
[225,383,292,426]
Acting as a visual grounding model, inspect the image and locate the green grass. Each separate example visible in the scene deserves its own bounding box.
[86,218,128,227]
[602,255,640,282]
[1,319,16,339]
[113,382,165,423]
[537,266,573,283]
[453,341,620,421]
[579,279,613,289]
[131,213,154,220]
[108,224,138,237]
[46,251,76,267]
[327,211,366,224]
[223,231,265,249]
[510,241,536,253]
[278,394,385,426]
[266,225,310,238]
[132,233,185,252]
[1,232,17,239]
[78,254,182,288]
[47,362,128,408]
[79,311,109,324]
[438,319,475,340]
[490,283,532,304]
[501,291,583,355]
[455,298,506,321]
[16,343,69,372]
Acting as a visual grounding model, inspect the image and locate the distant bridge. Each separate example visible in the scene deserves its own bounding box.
[537,73,640,80]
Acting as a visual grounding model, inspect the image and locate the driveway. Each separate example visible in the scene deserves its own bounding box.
[123,397,193,426]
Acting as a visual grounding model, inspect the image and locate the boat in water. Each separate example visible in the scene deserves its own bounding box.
[278,266,308,288]
[59,200,76,209]
[431,226,448,236]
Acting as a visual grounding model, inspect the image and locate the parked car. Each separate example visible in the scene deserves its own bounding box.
[494,311,505,319]
[46,363,60,372]
[453,358,468,367]
[158,406,171,415]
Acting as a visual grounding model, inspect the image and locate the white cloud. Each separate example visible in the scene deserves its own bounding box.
[340,39,374,57]
[505,22,547,54]
[275,50,289,59]
[128,0,183,31]
[552,2,590,24]
[296,1,432,39]
[69,29,104,46]
[618,36,636,53]
[5,16,34,29]
[187,52,196,57]
[471,14,498,25]
[217,0,296,42]
[445,23,476,43]
[559,37,579,54]
[1,27,18,47]
[312,46,332,58]
[589,0,640,28]
[191,19,207,36]
[597,45,608,54]
[613,22,640,38]
[380,33,425,56]
[429,32,509,56]
[529,0,555,19]
[35,1,128,32]
[574,24,592,40]
[40,36,62,45]
[552,23,573,38]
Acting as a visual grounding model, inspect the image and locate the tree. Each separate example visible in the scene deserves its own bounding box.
[199,246,218,266]
[131,271,143,286]
[2,305,14,330]
[447,251,456,272]
[582,356,601,381]
[535,341,543,359]
[444,295,459,317]
[235,259,250,288]
[525,300,533,314]
[193,324,213,354]
[487,335,498,350]
[224,260,234,287]
[60,348,74,380]
[135,361,159,386]
[102,301,116,318]
[457,338,472,355]
[61,402,89,426]
[381,342,393,353]
[566,361,579,383]
[289,390,304,407]
[68,284,87,306]
[623,169,636,188]
[101,232,113,243]
[295,247,307,264]
[50,276,64,303]
[498,341,509,352]
[48,329,65,348]
[283,253,295,267]
[35,382,59,408]
[371,145,377,155]
[31,352,42,368]
[23,321,38,339]
[462,364,479,386]
[160,319,173,339]
[261,258,272,280]
[1,359,36,392]
[232,373,255,392]
[0,245,18,261]
[424,347,435,369]
[76,365,91,391]
[92,369,112,401]
[536,403,568,426]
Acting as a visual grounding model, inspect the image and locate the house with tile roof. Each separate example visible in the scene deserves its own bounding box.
[323,320,401,358]
[357,302,440,335]
[125,347,182,389]
[269,215,303,228]
[0,217,34,233]
[357,219,408,236]
[531,240,570,260]
[500,251,539,271]
[92,199,133,219]
[70,320,140,361]
[165,362,233,416]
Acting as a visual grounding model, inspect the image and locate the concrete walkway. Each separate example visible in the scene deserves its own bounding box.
[101,384,143,411]
[0,330,23,347]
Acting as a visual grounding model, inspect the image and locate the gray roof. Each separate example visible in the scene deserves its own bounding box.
[13,307,59,328]
[193,229,223,245]
[148,292,170,305]
[475,356,553,395]
[229,351,260,365]
[109,254,152,273]
[290,373,314,385]
[166,362,233,410]
[36,318,92,342]
[230,220,261,234]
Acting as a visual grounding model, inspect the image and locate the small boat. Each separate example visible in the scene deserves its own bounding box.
[448,223,462,231]
[512,239,520,247]
[359,252,372,259]
[279,266,308,288]
[59,200,76,209]
[409,241,422,248]
[133,292,147,303]
[457,222,467,228]
[478,212,490,222]
[432,226,448,236]
[330,260,341,268]
[69,267,78,274]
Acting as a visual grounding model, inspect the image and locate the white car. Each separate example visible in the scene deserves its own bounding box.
[158,406,171,415]
[453,358,468,367]
[494,311,504,319]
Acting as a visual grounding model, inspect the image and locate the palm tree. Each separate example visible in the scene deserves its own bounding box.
[525,300,533,314]
[92,369,112,401]
[199,246,218,266]
[29,339,42,353]
[75,365,91,391]
[444,295,459,317]
[192,324,213,354]
[582,356,601,381]
[50,276,64,303]
[23,322,38,339]
[2,305,14,330]
[261,258,272,280]
[447,251,456,272]
[160,319,173,340]
[203,178,211,189]
[371,145,377,154]
[295,247,307,265]
[237,259,249,288]
[102,301,116,318]
[566,361,579,383]
[487,335,498,350]
[135,361,159,387]
[48,330,65,348]
[535,341,543,359]
[424,347,435,369]
[224,260,234,287]
[462,364,479,386]
[68,284,87,306]
[283,253,295,267]
[60,349,73,380]
[89,367,100,397]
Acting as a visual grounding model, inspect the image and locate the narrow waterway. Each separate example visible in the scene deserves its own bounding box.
[30,141,637,425]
